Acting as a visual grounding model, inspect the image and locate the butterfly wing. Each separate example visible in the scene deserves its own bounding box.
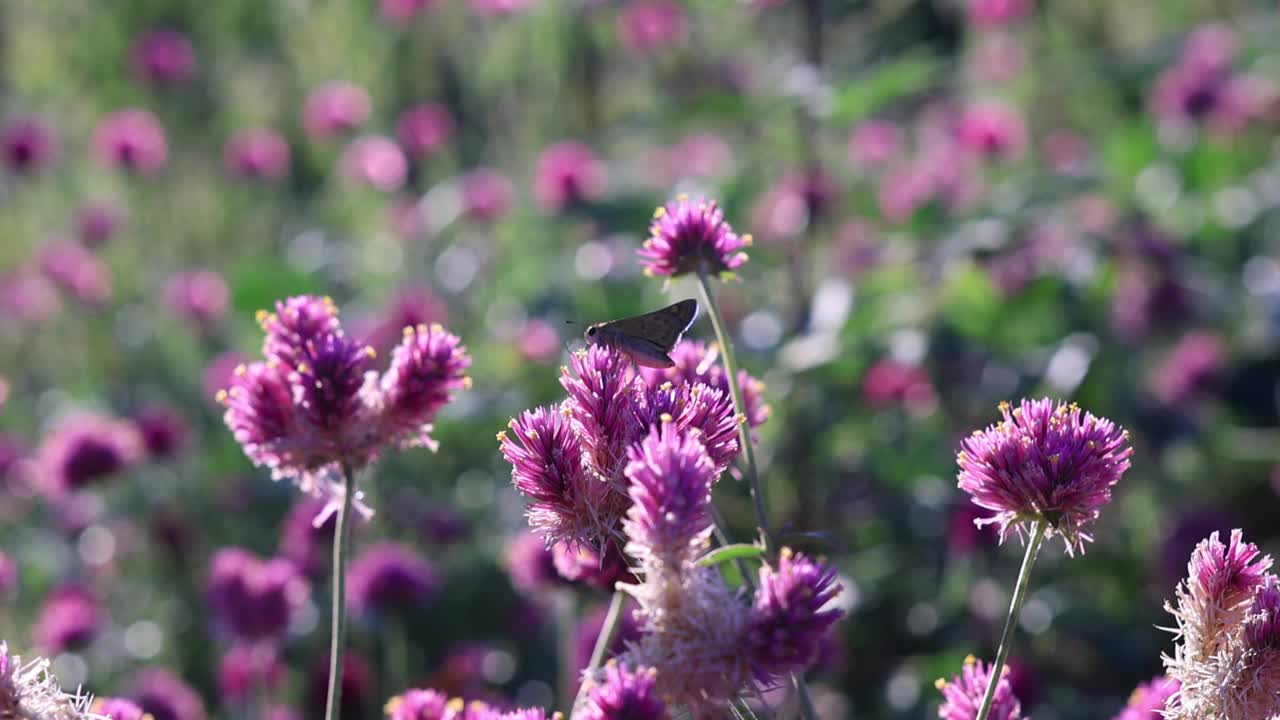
[593,299,698,367]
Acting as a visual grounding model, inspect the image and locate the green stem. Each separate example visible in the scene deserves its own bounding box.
[694,270,771,552]
[323,463,358,720]
[571,589,627,715]
[975,520,1046,720]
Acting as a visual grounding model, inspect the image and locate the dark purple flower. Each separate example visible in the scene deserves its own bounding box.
[956,398,1133,554]
[34,583,103,653]
[1113,676,1179,720]
[77,202,123,248]
[561,345,642,486]
[504,533,561,595]
[347,542,438,616]
[131,29,196,87]
[638,380,739,473]
[421,505,469,545]
[130,667,207,720]
[0,552,16,596]
[638,196,750,278]
[936,656,1028,720]
[207,547,309,641]
[93,109,167,174]
[2,116,58,175]
[279,497,337,577]
[397,104,454,159]
[259,295,342,373]
[377,323,471,451]
[640,340,769,431]
[533,141,606,213]
[343,135,408,192]
[552,540,633,590]
[460,168,516,221]
[616,1,687,54]
[224,128,290,181]
[580,661,666,720]
[39,239,112,306]
[218,643,284,701]
[745,549,843,681]
[957,100,1027,159]
[165,269,230,329]
[623,422,717,564]
[132,405,189,459]
[947,502,1000,555]
[303,82,371,141]
[37,413,142,494]
[94,697,149,720]
[1152,331,1225,406]
[384,688,450,720]
[1245,577,1280,652]
[219,361,307,477]
[289,330,376,439]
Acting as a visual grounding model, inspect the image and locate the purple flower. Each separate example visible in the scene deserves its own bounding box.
[622,422,717,565]
[534,141,606,213]
[130,667,207,720]
[957,100,1027,160]
[131,29,196,87]
[303,82,371,141]
[77,202,123,248]
[39,239,112,306]
[616,1,687,54]
[2,115,58,175]
[347,542,438,616]
[218,643,284,701]
[279,496,337,577]
[93,109,168,174]
[1245,577,1280,651]
[381,0,436,24]
[936,656,1028,720]
[207,547,309,641]
[397,104,454,159]
[966,0,1031,28]
[165,269,230,329]
[34,583,103,653]
[94,698,149,720]
[638,196,750,278]
[745,549,843,681]
[580,661,666,720]
[377,323,472,451]
[1185,529,1271,614]
[504,533,561,595]
[861,359,936,413]
[1113,676,1179,720]
[561,345,643,487]
[637,380,739,473]
[641,340,769,431]
[36,413,142,494]
[224,128,290,181]
[259,296,342,372]
[848,120,902,170]
[0,269,60,326]
[956,398,1133,554]
[343,135,408,192]
[552,540,633,591]
[132,405,189,459]
[0,552,16,596]
[384,688,451,720]
[219,361,307,477]
[1151,331,1225,406]
[460,168,516,221]
[360,286,448,354]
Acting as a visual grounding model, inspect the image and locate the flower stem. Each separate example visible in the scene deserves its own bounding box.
[695,270,771,552]
[975,520,1046,720]
[571,588,626,715]
[323,463,358,720]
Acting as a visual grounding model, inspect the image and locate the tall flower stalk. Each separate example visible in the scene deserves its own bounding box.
[324,462,357,720]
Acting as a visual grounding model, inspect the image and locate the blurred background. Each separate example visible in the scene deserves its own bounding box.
[3,0,1280,718]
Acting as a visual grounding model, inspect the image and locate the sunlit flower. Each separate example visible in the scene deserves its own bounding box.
[347,542,438,616]
[93,109,167,174]
[579,661,665,720]
[637,380,739,473]
[131,29,196,87]
[638,196,750,278]
[534,141,606,213]
[37,413,142,495]
[224,128,290,181]
[377,323,471,451]
[2,115,58,175]
[34,583,104,653]
[956,398,1133,554]
[745,549,843,682]
[1113,676,1179,720]
[383,688,450,720]
[622,422,717,566]
[936,656,1028,720]
[303,82,371,140]
[397,104,453,159]
[130,667,207,720]
[207,547,309,641]
[0,642,105,719]
[551,540,632,591]
[966,0,1031,28]
[640,340,769,431]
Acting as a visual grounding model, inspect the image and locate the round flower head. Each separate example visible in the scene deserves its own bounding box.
[533,141,606,213]
[34,583,104,653]
[638,380,739,473]
[77,202,123,248]
[377,323,471,451]
[956,398,1133,555]
[93,697,149,720]
[131,29,196,87]
[397,103,453,159]
[258,296,342,372]
[957,101,1028,160]
[218,644,283,702]
[935,656,1028,720]
[1,643,105,719]
[132,405,189,459]
[130,667,206,720]
[560,345,642,487]
[207,547,309,641]
[343,135,408,192]
[459,168,516,222]
[638,196,750,278]
[580,661,665,720]
[2,115,58,175]
[37,413,142,495]
[622,421,717,565]
[1113,676,1179,720]
[346,542,438,616]
[165,269,230,329]
[745,549,844,681]
[93,109,167,175]
[219,361,306,476]
[224,128,290,181]
[384,688,451,720]
[640,340,769,431]
[303,82,371,140]
[40,239,112,306]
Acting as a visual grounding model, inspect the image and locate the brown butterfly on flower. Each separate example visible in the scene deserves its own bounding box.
[583,299,698,368]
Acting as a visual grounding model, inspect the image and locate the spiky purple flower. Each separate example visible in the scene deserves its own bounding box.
[130,667,207,720]
[2,116,58,175]
[259,296,343,373]
[936,656,1028,720]
[622,422,717,565]
[638,196,751,278]
[93,698,148,720]
[580,661,666,720]
[347,542,438,616]
[1245,577,1280,652]
[639,380,739,472]
[745,549,844,681]
[219,361,305,475]
[208,548,309,641]
[378,323,471,451]
[92,109,167,175]
[1112,676,1179,720]
[561,345,642,487]
[641,340,769,431]
[384,688,452,720]
[956,398,1133,554]
[289,330,376,439]
[34,583,103,653]
[37,413,142,495]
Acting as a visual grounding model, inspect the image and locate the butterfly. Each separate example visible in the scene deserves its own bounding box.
[583,299,698,368]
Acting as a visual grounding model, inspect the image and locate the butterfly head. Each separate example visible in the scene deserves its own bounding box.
[583,324,602,343]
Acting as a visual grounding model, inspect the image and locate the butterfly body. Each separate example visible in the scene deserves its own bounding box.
[584,299,698,368]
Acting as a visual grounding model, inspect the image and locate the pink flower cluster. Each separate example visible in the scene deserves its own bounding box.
[1151,24,1275,134]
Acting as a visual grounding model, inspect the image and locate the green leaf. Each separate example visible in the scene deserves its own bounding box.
[830,54,942,125]
[696,543,765,568]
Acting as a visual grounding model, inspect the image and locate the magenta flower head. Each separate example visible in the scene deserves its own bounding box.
[383,688,451,720]
[397,103,454,159]
[622,421,717,565]
[504,533,561,595]
[131,29,196,87]
[34,582,104,653]
[343,135,408,192]
[208,547,309,641]
[580,661,666,720]
[936,656,1028,720]
[638,196,751,279]
[93,698,149,720]
[93,109,167,175]
[561,345,643,486]
[616,0,688,55]
[132,405,189,459]
[1151,331,1225,407]
[638,380,739,473]
[377,323,471,451]
[460,167,516,222]
[77,202,123,248]
[130,667,207,720]
[347,542,438,616]
[534,141,606,213]
[2,115,58,175]
[36,413,142,495]
[966,0,1031,28]
[224,128,290,181]
[219,360,307,477]
[1113,676,1179,720]
[165,269,229,329]
[218,644,284,702]
[745,549,843,681]
[640,340,770,431]
[956,398,1133,555]
[40,239,112,306]
[957,101,1027,160]
[303,82,371,141]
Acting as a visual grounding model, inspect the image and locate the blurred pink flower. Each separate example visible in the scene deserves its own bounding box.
[130,667,208,720]
[1113,676,1179,720]
[380,0,436,24]
[0,269,61,326]
[1,115,58,175]
[362,285,448,353]
[505,533,561,595]
[396,103,453,159]
[36,413,142,495]
[76,202,123,248]
[166,269,230,328]
[534,141,606,212]
[343,135,408,191]
[937,656,1028,720]
[132,405,190,459]
[1152,331,1225,407]
[966,0,1032,28]
[218,643,284,702]
[131,29,196,87]
[751,170,838,243]
[225,128,291,181]
[468,0,534,17]
[34,583,104,653]
[861,359,935,414]
[302,82,371,140]
[971,34,1025,83]
[617,0,688,54]
[460,167,516,221]
[517,319,561,363]
[208,547,310,641]
[39,239,111,306]
[957,100,1027,159]
[848,120,902,170]
[1041,130,1090,175]
[93,108,168,174]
